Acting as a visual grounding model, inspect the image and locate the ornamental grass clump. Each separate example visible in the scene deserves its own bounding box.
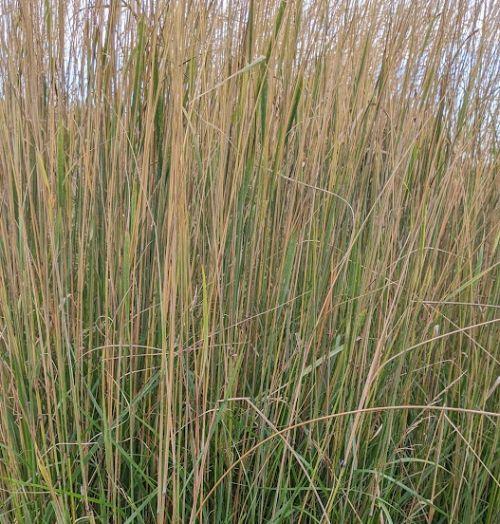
[0,1,498,522]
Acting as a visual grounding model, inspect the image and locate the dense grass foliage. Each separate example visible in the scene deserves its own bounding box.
[0,1,498,522]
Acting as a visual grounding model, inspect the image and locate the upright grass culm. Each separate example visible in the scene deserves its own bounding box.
[0,0,498,522]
